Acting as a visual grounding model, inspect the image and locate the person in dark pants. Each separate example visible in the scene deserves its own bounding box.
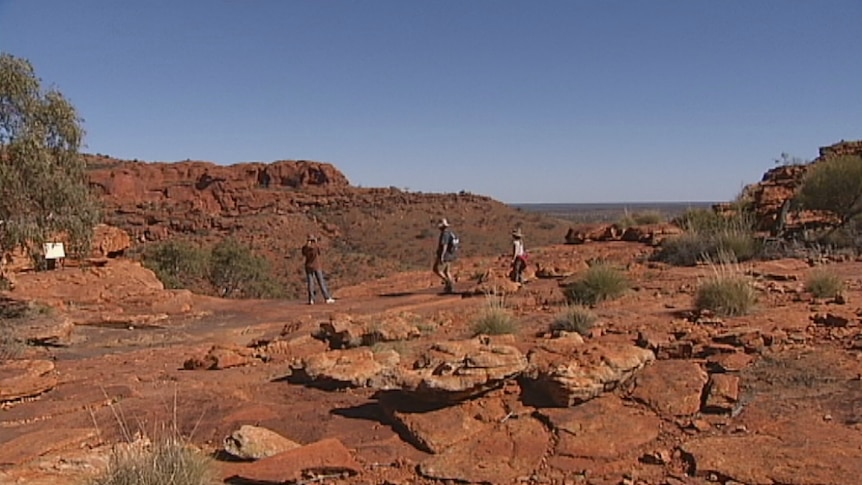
[302,234,335,304]
[510,228,528,283]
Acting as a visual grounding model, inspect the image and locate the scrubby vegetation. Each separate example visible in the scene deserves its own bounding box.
[795,155,862,228]
[805,268,844,299]
[550,305,597,336]
[142,238,283,298]
[695,264,757,317]
[563,261,629,306]
[654,208,759,266]
[0,321,22,361]
[142,241,210,290]
[90,438,214,485]
[617,210,664,228]
[471,294,518,336]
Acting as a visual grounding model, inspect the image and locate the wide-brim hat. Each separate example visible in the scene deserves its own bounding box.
[438,218,450,228]
[307,234,318,241]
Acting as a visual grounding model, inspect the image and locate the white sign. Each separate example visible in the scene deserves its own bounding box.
[43,242,66,260]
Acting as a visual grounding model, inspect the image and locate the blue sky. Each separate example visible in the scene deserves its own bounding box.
[1,1,860,203]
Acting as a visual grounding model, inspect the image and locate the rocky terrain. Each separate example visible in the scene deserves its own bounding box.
[85,155,572,298]
[717,140,862,233]
[2,143,862,485]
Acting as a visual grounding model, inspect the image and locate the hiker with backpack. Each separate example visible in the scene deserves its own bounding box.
[434,218,459,293]
[510,228,528,283]
[302,234,335,305]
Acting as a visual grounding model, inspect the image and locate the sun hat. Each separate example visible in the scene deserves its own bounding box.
[438,218,450,228]
[512,228,523,238]
[307,234,317,241]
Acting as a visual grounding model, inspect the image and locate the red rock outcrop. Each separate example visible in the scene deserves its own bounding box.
[718,139,862,232]
[84,155,569,298]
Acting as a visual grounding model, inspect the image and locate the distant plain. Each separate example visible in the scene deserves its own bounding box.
[515,201,718,224]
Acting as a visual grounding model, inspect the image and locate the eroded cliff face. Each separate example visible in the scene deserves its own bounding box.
[85,155,568,298]
[720,140,862,232]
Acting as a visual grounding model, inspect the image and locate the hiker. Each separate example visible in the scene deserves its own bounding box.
[510,228,528,283]
[302,234,335,304]
[433,218,458,293]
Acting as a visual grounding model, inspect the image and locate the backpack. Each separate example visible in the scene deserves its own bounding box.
[447,231,461,258]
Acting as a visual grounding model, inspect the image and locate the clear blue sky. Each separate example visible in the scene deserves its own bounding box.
[1,1,860,203]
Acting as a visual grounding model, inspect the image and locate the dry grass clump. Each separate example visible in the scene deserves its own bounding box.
[90,437,214,485]
[805,268,844,299]
[695,262,757,317]
[0,322,23,361]
[563,262,629,306]
[618,210,664,228]
[471,293,518,336]
[655,209,759,266]
[550,305,597,336]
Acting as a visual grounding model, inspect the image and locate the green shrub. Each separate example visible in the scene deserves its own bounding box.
[471,294,518,336]
[795,154,862,226]
[563,262,629,305]
[805,269,844,299]
[550,305,597,335]
[695,269,757,317]
[673,208,726,233]
[654,232,713,266]
[91,438,214,485]
[714,229,760,262]
[656,208,758,266]
[142,241,210,290]
[209,237,283,298]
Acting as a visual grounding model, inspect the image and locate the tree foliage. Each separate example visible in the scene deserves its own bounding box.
[209,237,282,298]
[795,155,862,227]
[0,53,99,257]
[142,241,210,290]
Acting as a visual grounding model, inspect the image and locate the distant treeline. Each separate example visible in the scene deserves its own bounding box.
[513,202,717,224]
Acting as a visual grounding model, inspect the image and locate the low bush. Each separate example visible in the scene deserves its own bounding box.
[563,262,629,305]
[617,210,664,229]
[805,268,844,299]
[550,305,597,336]
[142,241,209,290]
[695,267,756,317]
[210,237,283,298]
[656,208,759,266]
[471,294,518,336]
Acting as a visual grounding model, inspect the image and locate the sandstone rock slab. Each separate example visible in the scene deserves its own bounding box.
[528,341,655,406]
[538,396,661,460]
[418,416,548,484]
[628,360,707,417]
[223,425,301,461]
[222,438,360,484]
[379,391,509,454]
[290,347,400,389]
[682,429,862,485]
[0,359,57,402]
[397,337,527,402]
[702,373,740,413]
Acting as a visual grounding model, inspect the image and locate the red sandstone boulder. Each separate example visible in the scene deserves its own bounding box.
[526,340,655,406]
[0,360,58,402]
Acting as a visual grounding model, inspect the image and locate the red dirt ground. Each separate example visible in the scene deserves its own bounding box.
[3,239,862,485]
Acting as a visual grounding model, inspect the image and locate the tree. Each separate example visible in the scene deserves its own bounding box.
[0,53,99,260]
[209,237,282,298]
[795,155,862,227]
[142,241,210,290]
